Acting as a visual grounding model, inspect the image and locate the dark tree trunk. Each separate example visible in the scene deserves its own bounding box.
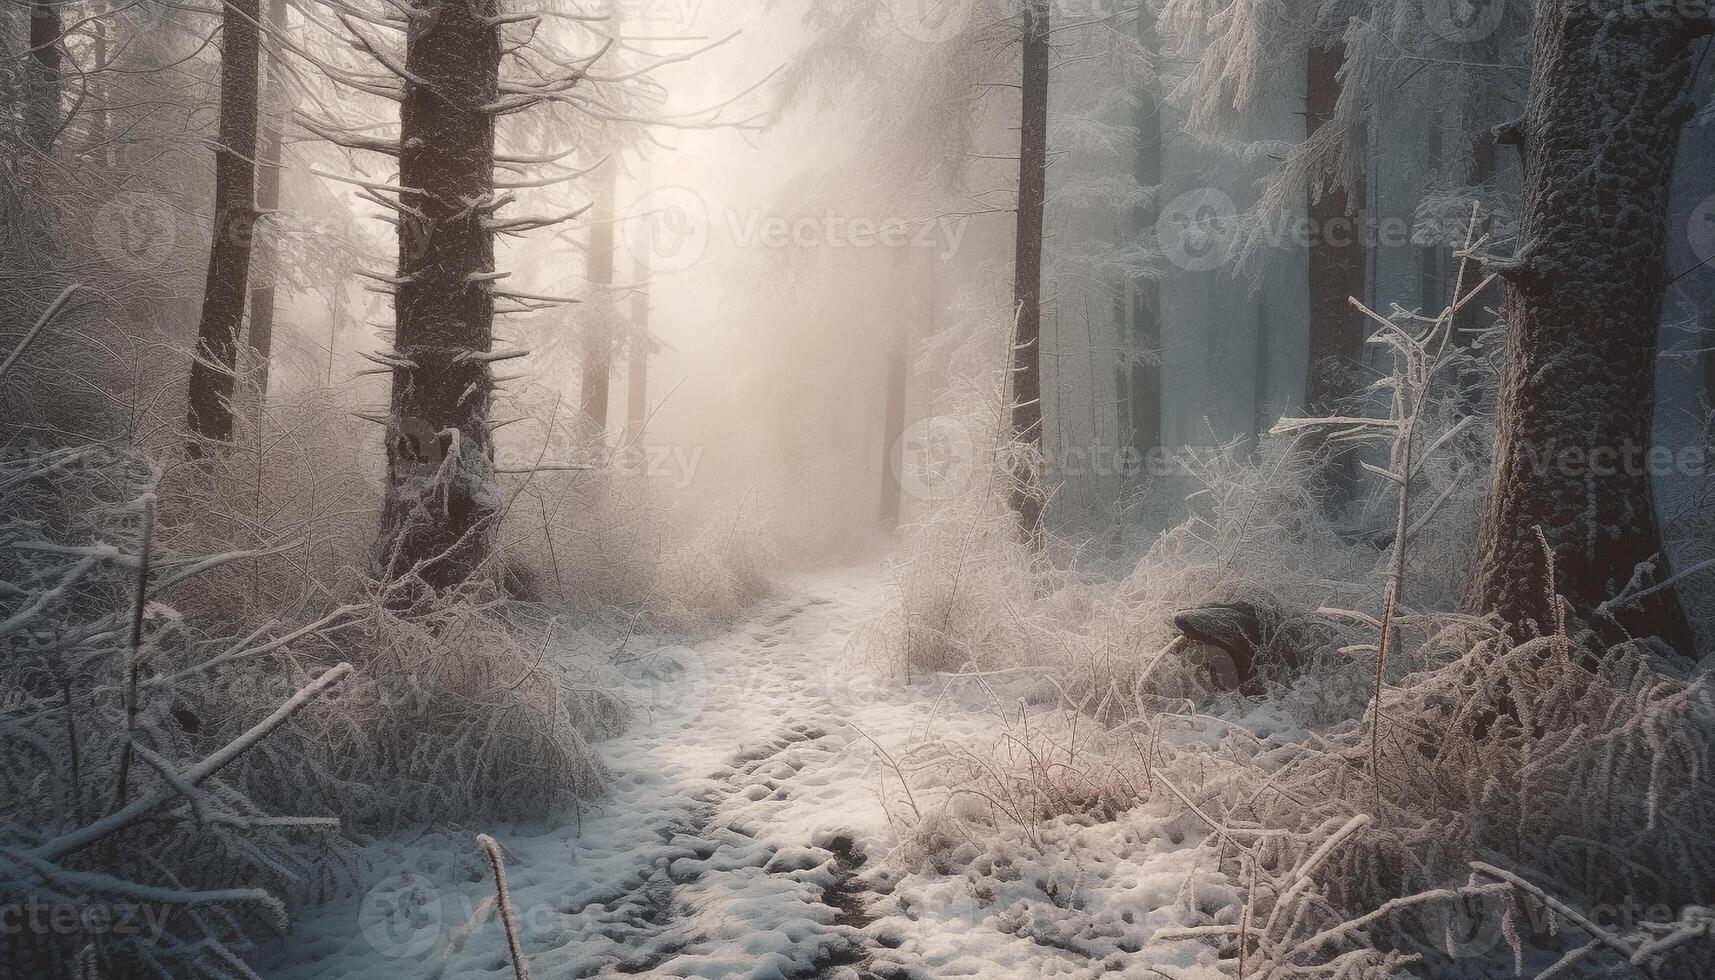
[1419,115,1446,314]
[244,0,292,404]
[184,0,262,454]
[87,2,109,166]
[1009,0,1049,538]
[579,160,618,445]
[1122,8,1164,483]
[25,0,62,150]
[1463,0,1702,652]
[1304,39,1367,415]
[376,0,502,592]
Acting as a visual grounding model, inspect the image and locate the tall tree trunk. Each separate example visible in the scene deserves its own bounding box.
[881,250,911,531]
[625,248,650,448]
[1463,0,1702,652]
[25,0,62,150]
[624,157,651,460]
[1252,301,1270,452]
[1452,130,1498,343]
[87,1,109,166]
[1704,275,1715,437]
[1123,7,1164,486]
[1009,0,1049,537]
[184,0,262,453]
[1419,114,1446,314]
[579,159,618,445]
[1304,39,1367,415]
[244,0,292,406]
[1449,129,1499,409]
[375,0,502,591]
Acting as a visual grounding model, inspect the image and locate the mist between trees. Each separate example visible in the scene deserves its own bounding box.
[2,0,1714,976]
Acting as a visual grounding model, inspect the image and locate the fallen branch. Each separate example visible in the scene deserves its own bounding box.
[1,284,94,380]
[1469,861,1646,974]
[30,663,354,862]
[479,834,529,980]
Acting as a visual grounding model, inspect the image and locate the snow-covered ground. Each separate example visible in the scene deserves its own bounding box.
[262,567,1223,979]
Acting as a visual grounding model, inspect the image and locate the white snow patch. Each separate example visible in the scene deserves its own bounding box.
[262,567,1227,979]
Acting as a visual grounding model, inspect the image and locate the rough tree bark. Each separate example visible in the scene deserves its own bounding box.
[1304,38,1367,416]
[375,0,503,591]
[25,0,62,151]
[1122,6,1163,481]
[184,0,262,453]
[1463,0,1704,652]
[244,0,292,404]
[1009,0,1049,538]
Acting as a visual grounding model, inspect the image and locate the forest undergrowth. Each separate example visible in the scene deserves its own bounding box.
[854,290,1715,978]
[0,295,778,976]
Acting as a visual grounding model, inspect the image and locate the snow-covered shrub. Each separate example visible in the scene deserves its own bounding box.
[0,442,359,977]
[491,395,779,633]
[498,465,777,632]
[155,383,383,623]
[854,288,1707,975]
[296,590,627,830]
[0,407,632,973]
[1141,617,1715,978]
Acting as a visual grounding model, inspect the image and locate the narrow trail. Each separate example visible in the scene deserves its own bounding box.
[265,566,988,980]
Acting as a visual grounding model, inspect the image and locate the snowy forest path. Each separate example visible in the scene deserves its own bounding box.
[263,565,971,980]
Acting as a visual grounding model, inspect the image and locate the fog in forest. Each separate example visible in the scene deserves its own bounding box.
[4,0,1715,976]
